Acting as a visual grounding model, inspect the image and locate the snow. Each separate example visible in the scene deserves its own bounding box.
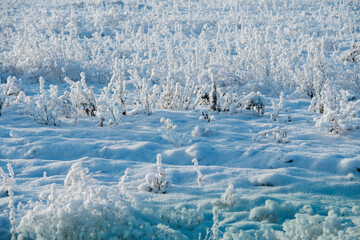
[1,0,360,239]
[1,95,360,239]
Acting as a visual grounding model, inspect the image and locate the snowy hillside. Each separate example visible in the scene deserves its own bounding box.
[0,0,360,239]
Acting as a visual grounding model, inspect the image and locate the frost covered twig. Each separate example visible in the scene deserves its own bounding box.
[192,158,203,186]
[270,92,284,121]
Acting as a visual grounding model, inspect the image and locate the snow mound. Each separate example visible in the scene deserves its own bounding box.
[249,200,296,223]
[249,172,297,187]
[338,158,360,174]
[185,142,213,161]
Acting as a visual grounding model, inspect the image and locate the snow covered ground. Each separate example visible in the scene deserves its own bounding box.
[1,92,359,239]
[1,0,360,239]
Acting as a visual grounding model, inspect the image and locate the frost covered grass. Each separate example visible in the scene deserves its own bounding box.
[1,0,360,239]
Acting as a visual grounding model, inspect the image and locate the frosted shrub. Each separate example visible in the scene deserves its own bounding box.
[160,117,191,147]
[16,163,155,240]
[58,90,77,120]
[249,200,296,223]
[313,86,360,134]
[253,126,289,143]
[209,72,218,111]
[138,154,169,194]
[222,226,279,240]
[130,69,159,116]
[282,210,360,240]
[16,91,26,104]
[96,91,123,127]
[161,73,193,110]
[152,224,190,240]
[160,117,178,131]
[191,126,212,137]
[191,158,203,186]
[64,72,97,117]
[296,42,327,100]
[342,46,360,63]
[159,206,204,230]
[0,164,16,240]
[270,92,284,121]
[26,77,60,126]
[96,67,126,126]
[5,76,23,96]
[0,90,6,116]
[193,84,211,108]
[205,207,221,240]
[221,184,235,207]
[199,111,215,122]
[240,91,265,116]
[217,86,241,114]
[50,85,77,122]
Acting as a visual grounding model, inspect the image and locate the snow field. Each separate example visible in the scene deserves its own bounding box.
[1,93,360,239]
[1,0,360,238]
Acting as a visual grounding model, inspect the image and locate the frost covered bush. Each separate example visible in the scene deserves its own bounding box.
[249,200,296,223]
[240,91,265,116]
[0,164,16,240]
[64,72,97,117]
[159,205,204,230]
[160,73,194,110]
[312,85,360,134]
[159,117,191,147]
[193,84,211,108]
[0,90,6,116]
[221,184,236,207]
[96,66,126,126]
[130,69,159,116]
[138,154,169,194]
[209,72,218,112]
[16,163,189,239]
[5,76,23,96]
[16,163,152,240]
[217,86,242,114]
[26,77,60,126]
[191,126,212,138]
[282,210,360,240]
[199,111,215,122]
[253,126,289,143]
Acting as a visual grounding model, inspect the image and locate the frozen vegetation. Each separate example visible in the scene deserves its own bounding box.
[0,0,360,239]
